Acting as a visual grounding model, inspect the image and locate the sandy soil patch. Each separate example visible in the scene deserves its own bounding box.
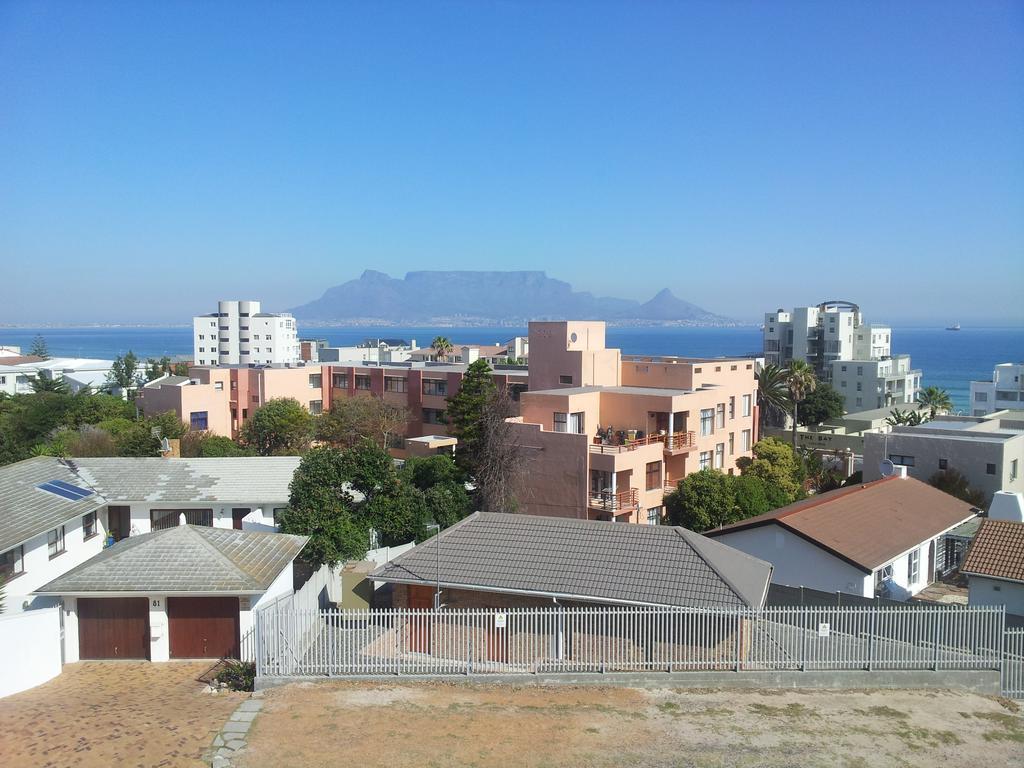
[237,681,1024,768]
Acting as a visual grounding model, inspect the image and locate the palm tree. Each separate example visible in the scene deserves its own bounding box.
[785,360,817,449]
[431,336,454,362]
[755,363,791,430]
[885,408,927,427]
[916,386,953,419]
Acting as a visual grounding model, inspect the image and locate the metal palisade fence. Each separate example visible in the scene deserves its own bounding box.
[254,604,1011,683]
[1004,628,1024,699]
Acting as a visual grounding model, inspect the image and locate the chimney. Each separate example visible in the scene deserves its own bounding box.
[988,491,1024,523]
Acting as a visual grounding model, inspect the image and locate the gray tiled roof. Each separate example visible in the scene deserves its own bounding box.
[70,456,300,503]
[370,512,772,609]
[0,456,299,553]
[35,525,307,595]
[0,457,107,553]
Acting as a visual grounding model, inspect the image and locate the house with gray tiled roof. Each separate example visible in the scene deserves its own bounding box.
[1,455,298,614]
[371,512,773,610]
[34,525,307,663]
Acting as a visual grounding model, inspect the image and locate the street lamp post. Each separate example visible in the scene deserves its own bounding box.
[425,522,441,610]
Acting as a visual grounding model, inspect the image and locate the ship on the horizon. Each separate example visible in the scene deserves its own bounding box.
[946,322,961,331]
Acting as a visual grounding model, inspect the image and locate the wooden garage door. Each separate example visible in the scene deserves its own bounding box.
[78,598,150,660]
[168,597,240,659]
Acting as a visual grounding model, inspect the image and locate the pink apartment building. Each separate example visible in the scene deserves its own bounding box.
[137,361,528,451]
[510,322,759,525]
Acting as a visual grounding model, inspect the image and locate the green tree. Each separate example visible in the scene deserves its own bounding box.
[340,439,398,502]
[146,410,188,440]
[423,480,473,529]
[916,386,953,419]
[316,395,408,450]
[431,336,454,362]
[731,474,771,518]
[796,383,845,426]
[28,374,70,394]
[180,431,253,457]
[107,351,142,396]
[736,436,804,504]
[446,359,497,477]
[144,356,176,381]
[664,469,736,532]
[28,335,49,359]
[929,467,986,507]
[885,408,927,427]
[785,361,817,448]
[365,482,431,547]
[280,447,369,566]
[240,398,313,455]
[67,391,136,427]
[755,363,791,430]
[399,454,464,490]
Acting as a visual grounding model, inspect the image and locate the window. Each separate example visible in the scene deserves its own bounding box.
[48,526,66,558]
[699,451,712,470]
[1012,459,1019,481]
[939,458,948,470]
[855,397,862,407]
[874,563,894,587]
[308,373,322,388]
[841,365,847,372]
[700,408,714,436]
[567,412,585,434]
[857,366,863,376]
[559,375,573,385]
[553,412,568,432]
[986,463,997,476]
[741,429,751,452]
[908,549,920,584]
[384,376,407,393]
[82,511,97,539]
[646,507,661,526]
[422,408,446,425]
[422,378,447,396]
[728,432,735,455]
[729,397,735,419]
[889,454,915,467]
[975,392,988,402]
[332,373,349,388]
[856,381,862,391]
[646,461,661,491]
[509,383,527,401]
[151,508,213,530]
[714,443,725,469]
[309,399,323,415]
[716,403,725,428]
[190,411,209,430]
[214,381,223,391]
[1,545,24,580]
[742,394,752,417]
[355,375,372,390]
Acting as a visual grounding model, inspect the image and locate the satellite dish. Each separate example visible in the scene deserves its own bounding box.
[160,437,171,453]
[879,459,896,477]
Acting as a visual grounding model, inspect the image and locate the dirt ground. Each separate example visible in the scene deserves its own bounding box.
[237,682,1024,768]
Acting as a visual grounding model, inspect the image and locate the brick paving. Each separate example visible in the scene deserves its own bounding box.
[0,662,245,768]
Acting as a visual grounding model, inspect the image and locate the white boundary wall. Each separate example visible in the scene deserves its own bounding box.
[0,607,62,698]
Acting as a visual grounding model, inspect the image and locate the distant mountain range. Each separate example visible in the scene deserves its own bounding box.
[290,271,736,326]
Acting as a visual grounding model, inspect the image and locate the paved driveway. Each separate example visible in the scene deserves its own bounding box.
[0,662,245,768]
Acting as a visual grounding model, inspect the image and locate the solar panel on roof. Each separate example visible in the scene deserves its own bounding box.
[36,480,94,501]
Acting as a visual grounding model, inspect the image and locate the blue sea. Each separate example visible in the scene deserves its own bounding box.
[3,325,1021,413]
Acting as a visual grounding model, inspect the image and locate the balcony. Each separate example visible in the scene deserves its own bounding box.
[588,488,639,513]
[589,430,696,455]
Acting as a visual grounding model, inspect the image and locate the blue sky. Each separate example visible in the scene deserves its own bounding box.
[1,1,1022,325]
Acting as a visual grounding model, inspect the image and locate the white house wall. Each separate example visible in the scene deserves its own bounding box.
[712,526,872,597]
[968,576,1024,616]
[119,501,282,535]
[0,607,63,698]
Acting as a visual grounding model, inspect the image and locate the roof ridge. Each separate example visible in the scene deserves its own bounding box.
[673,527,757,608]
[775,475,901,521]
[185,526,264,590]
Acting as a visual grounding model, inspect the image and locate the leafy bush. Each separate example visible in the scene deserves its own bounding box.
[215,660,255,692]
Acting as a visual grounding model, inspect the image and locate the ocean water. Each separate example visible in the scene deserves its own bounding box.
[3,325,1021,413]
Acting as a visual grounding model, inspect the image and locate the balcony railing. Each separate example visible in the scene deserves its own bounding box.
[589,430,696,454]
[588,488,639,512]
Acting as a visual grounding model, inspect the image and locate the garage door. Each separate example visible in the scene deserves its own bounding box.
[168,597,240,659]
[78,598,150,660]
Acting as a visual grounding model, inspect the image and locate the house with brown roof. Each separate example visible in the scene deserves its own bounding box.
[704,472,979,600]
[961,492,1024,615]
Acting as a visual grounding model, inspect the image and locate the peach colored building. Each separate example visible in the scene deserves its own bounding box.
[137,361,528,453]
[511,322,759,525]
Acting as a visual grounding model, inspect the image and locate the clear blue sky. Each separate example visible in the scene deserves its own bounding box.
[2,1,1022,325]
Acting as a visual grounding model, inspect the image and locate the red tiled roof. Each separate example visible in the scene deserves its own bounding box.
[706,476,979,573]
[961,519,1024,583]
[0,355,46,366]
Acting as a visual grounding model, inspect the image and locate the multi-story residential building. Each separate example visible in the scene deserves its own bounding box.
[509,321,759,525]
[862,411,1024,502]
[763,300,919,412]
[317,338,421,364]
[406,337,529,365]
[970,363,1024,416]
[138,359,529,450]
[193,299,300,366]
[0,355,116,395]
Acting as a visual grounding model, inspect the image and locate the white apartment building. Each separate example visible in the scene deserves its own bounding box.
[970,363,1024,416]
[193,300,300,366]
[763,300,919,413]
